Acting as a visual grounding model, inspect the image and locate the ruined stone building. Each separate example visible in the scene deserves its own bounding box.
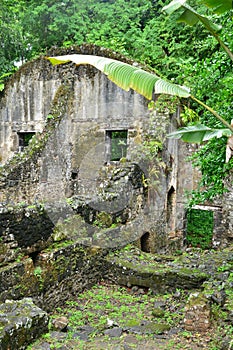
[0,46,232,252]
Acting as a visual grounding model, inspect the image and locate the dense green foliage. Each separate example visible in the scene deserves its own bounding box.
[186,209,213,249]
[184,13,233,202]
[0,0,208,76]
[1,0,232,203]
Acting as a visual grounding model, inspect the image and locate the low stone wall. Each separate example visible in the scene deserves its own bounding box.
[222,170,233,246]
[106,250,208,293]
[0,204,54,265]
[184,292,211,332]
[0,241,109,311]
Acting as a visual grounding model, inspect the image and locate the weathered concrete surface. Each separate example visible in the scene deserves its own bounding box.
[0,298,48,350]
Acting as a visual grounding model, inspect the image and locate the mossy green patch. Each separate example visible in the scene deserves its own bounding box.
[143,322,170,334]
[125,319,141,327]
[152,308,165,318]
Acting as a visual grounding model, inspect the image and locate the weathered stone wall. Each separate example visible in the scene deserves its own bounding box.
[0,204,56,265]
[184,292,211,332]
[0,58,59,164]
[0,45,203,253]
[0,53,151,202]
[0,239,109,311]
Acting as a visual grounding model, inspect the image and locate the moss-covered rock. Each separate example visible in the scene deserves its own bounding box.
[0,298,48,350]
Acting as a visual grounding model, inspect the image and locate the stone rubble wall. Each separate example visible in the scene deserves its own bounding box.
[0,240,109,311]
[0,298,48,350]
[0,47,193,253]
[222,170,233,245]
[0,205,54,265]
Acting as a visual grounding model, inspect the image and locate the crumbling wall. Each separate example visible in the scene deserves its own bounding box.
[0,45,201,253]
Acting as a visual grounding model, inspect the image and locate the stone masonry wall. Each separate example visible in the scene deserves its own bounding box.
[0,45,210,253]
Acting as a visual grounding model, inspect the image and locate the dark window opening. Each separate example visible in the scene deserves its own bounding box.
[167,186,176,231]
[105,130,128,162]
[140,232,151,253]
[18,132,35,152]
[28,251,40,266]
[71,170,78,180]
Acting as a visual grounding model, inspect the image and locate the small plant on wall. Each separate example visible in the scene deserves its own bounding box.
[186,209,214,249]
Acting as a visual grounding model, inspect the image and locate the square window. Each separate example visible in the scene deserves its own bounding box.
[105,130,128,162]
[18,132,35,152]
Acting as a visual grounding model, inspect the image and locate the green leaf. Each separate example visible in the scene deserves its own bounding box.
[178,8,199,26]
[195,12,222,33]
[154,79,190,97]
[47,54,190,100]
[202,0,232,14]
[162,0,187,15]
[167,124,232,142]
[163,1,222,33]
[177,4,222,32]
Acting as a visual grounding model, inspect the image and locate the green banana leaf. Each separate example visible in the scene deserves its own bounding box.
[47,54,190,100]
[162,0,222,33]
[202,0,232,14]
[164,0,232,15]
[162,0,233,62]
[167,123,232,142]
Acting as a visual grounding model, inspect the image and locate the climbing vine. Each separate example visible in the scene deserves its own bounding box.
[186,209,213,249]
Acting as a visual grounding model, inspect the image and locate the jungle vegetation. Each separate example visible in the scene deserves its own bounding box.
[0,0,232,203]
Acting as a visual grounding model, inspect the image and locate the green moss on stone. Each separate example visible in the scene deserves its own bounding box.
[152,308,165,318]
[125,319,141,327]
[144,322,170,334]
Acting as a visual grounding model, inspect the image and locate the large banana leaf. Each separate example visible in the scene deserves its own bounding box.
[162,0,222,33]
[164,0,232,15]
[167,123,232,142]
[47,54,190,100]
[202,0,232,14]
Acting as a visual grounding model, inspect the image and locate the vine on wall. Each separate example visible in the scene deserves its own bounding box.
[186,209,213,249]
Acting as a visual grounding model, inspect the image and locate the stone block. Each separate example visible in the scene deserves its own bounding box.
[184,292,211,332]
[0,298,48,350]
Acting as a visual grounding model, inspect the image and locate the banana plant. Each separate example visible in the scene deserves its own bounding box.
[167,123,232,143]
[162,0,233,62]
[161,0,233,162]
[47,54,233,137]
